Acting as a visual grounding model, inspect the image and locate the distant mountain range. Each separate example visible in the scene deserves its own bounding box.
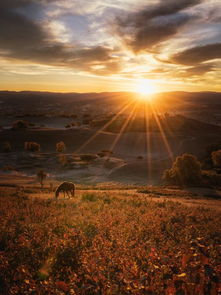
[0,90,221,116]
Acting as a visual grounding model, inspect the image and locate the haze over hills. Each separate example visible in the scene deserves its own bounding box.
[1,90,221,118]
[1,90,221,184]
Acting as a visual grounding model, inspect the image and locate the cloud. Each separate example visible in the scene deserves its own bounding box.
[0,0,56,9]
[0,0,220,84]
[115,0,201,52]
[0,0,120,75]
[186,63,214,75]
[171,64,214,79]
[0,10,46,51]
[171,43,221,65]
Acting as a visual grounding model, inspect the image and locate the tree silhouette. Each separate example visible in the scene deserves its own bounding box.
[163,153,202,185]
[37,170,47,188]
[56,141,66,153]
[211,150,221,168]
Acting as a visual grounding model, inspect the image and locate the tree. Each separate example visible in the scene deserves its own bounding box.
[211,150,221,168]
[37,170,47,188]
[12,120,29,130]
[58,154,68,167]
[24,142,40,152]
[2,141,12,152]
[56,141,66,153]
[163,153,202,186]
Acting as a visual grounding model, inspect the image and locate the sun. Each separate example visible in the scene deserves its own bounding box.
[136,79,157,96]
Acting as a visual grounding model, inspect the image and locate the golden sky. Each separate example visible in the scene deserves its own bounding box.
[0,0,220,93]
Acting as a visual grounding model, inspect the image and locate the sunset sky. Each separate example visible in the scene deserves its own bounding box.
[0,0,220,93]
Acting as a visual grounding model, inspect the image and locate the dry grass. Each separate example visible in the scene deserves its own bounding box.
[0,186,220,294]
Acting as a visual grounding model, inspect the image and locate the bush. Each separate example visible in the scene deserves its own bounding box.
[202,170,221,186]
[56,141,66,153]
[137,156,143,160]
[80,154,98,161]
[163,153,202,186]
[58,154,68,167]
[211,150,221,168]
[12,120,29,130]
[97,150,113,157]
[65,122,81,128]
[24,142,40,152]
[2,142,12,153]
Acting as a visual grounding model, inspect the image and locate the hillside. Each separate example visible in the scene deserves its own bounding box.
[0,184,220,294]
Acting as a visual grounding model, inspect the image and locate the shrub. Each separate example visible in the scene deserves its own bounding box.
[56,141,66,153]
[202,170,221,186]
[36,170,47,188]
[2,141,12,153]
[12,120,29,130]
[80,154,98,161]
[24,141,40,152]
[211,150,221,168]
[137,155,144,160]
[58,154,68,167]
[163,153,202,186]
[65,122,80,128]
[97,150,113,157]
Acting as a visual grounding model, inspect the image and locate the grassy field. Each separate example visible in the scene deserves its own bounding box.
[0,186,220,295]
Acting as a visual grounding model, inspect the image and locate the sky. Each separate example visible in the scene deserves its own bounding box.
[0,0,220,93]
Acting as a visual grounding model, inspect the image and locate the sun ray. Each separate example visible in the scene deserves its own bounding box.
[144,102,152,184]
[149,102,174,163]
[74,98,134,154]
[108,102,139,155]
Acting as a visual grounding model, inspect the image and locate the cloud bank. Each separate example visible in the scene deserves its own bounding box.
[0,0,220,90]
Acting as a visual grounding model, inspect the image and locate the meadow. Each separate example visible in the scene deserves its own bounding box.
[0,187,220,295]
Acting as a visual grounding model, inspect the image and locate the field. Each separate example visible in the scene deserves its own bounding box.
[0,185,220,295]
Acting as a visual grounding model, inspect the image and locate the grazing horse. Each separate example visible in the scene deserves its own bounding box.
[55,182,75,199]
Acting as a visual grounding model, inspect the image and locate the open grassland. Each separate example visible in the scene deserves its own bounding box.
[0,187,220,295]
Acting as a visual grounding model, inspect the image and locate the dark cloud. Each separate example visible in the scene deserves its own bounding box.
[185,64,214,76]
[171,43,221,65]
[129,15,190,52]
[131,0,200,24]
[0,0,120,75]
[115,0,201,52]
[0,0,56,9]
[0,10,46,50]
